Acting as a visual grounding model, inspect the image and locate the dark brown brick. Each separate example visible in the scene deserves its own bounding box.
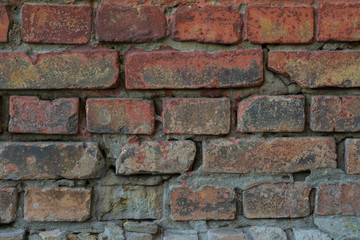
[243,183,311,218]
[204,137,337,174]
[170,186,236,221]
[162,98,230,135]
[345,139,360,174]
[237,95,305,132]
[125,49,263,89]
[86,98,155,134]
[0,5,9,42]
[0,187,17,223]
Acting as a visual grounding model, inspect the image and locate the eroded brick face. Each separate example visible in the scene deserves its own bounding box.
[0,187,17,223]
[0,5,9,42]
[345,139,360,174]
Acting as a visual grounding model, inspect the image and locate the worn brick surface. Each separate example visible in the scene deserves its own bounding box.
[315,183,360,216]
[246,4,314,44]
[162,98,230,135]
[0,142,103,180]
[0,230,25,240]
[316,3,360,42]
[86,98,155,134]
[243,183,311,218]
[116,140,196,175]
[170,186,236,220]
[163,231,198,240]
[125,49,263,89]
[0,187,17,223]
[0,50,119,89]
[96,4,166,42]
[237,95,305,132]
[247,227,287,240]
[171,6,242,44]
[9,96,79,134]
[24,187,91,222]
[125,232,152,240]
[0,5,9,42]
[207,229,246,240]
[204,137,336,174]
[268,51,360,88]
[22,4,91,44]
[345,139,360,174]
[291,229,332,240]
[310,96,360,132]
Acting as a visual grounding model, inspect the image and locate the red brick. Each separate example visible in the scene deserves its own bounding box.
[96,4,166,42]
[315,183,360,216]
[170,186,236,220]
[162,98,230,135]
[0,5,9,42]
[246,4,314,44]
[125,49,263,89]
[310,96,360,132]
[0,50,119,89]
[243,183,311,218]
[237,95,305,132]
[345,139,360,175]
[86,98,155,134]
[204,137,336,174]
[268,51,360,88]
[21,4,91,44]
[0,142,104,180]
[0,187,17,223]
[24,187,91,222]
[116,140,196,175]
[9,96,78,134]
[171,6,242,44]
[316,3,360,42]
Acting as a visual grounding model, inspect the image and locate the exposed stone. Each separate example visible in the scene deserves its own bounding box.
[207,229,246,240]
[163,230,198,240]
[0,230,26,240]
[123,221,158,234]
[246,227,287,240]
[124,232,152,240]
[290,229,331,240]
[0,187,17,223]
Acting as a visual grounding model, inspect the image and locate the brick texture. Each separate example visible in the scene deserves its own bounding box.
[0,5,9,42]
[0,187,17,223]
[345,139,360,174]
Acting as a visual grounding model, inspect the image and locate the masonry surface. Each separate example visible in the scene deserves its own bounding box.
[0,0,359,240]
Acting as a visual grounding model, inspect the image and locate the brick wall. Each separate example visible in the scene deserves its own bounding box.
[0,0,359,239]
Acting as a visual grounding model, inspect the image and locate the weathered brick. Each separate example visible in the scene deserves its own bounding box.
[291,229,331,240]
[247,227,287,240]
[237,95,305,132]
[96,4,166,42]
[204,137,336,174]
[316,3,360,42]
[22,4,91,44]
[0,187,17,223]
[24,187,91,222]
[246,4,314,44]
[345,139,360,174]
[163,230,198,240]
[162,98,230,135]
[97,185,163,220]
[0,142,104,180]
[124,232,152,240]
[268,51,360,88]
[123,221,158,234]
[116,140,196,175]
[243,183,311,218]
[0,230,25,240]
[9,96,78,134]
[125,49,263,89]
[171,6,242,44]
[170,186,236,220]
[0,5,9,42]
[0,50,119,89]
[310,96,360,132]
[315,183,360,216]
[39,230,65,240]
[86,98,155,134]
[207,229,246,240]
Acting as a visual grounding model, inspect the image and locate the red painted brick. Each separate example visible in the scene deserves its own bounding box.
[204,137,336,174]
[24,187,91,222]
[243,183,311,218]
[315,183,360,216]
[0,187,17,223]
[268,51,360,88]
[316,2,360,42]
[96,4,166,42]
[0,50,119,89]
[22,4,91,44]
[171,6,242,44]
[0,5,9,42]
[246,4,314,44]
[237,95,305,132]
[170,186,236,220]
[126,49,263,89]
[9,96,78,134]
[86,98,155,134]
[116,140,196,175]
[345,139,360,175]
[310,96,360,132]
[162,98,230,135]
[0,142,104,180]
